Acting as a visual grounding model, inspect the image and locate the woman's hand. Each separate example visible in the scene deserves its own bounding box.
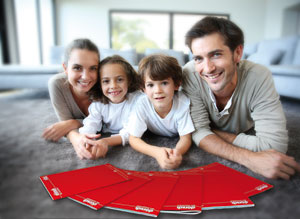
[42,120,81,142]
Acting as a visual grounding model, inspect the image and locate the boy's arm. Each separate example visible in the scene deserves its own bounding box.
[129,135,174,169]
[175,133,192,155]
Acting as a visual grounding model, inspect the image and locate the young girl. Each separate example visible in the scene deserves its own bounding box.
[128,54,195,169]
[78,55,142,159]
[42,38,101,160]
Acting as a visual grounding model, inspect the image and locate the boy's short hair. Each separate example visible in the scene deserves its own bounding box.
[185,16,244,52]
[88,55,140,104]
[138,54,183,88]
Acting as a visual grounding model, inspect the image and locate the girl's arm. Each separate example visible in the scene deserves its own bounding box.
[129,135,174,169]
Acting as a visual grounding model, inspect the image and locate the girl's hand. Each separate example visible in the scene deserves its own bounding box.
[86,138,109,159]
[71,133,100,160]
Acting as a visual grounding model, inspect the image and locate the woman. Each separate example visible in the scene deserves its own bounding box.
[42,38,102,159]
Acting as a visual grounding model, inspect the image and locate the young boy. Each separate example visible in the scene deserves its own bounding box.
[128,54,195,169]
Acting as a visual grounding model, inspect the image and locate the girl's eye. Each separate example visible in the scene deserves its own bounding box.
[146,83,153,88]
[102,80,109,84]
[117,77,124,82]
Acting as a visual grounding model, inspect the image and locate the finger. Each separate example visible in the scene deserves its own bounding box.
[80,146,93,159]
[85,138,98,146]
[280,163,296,176]
[85,133,101,140]
[277,171,291,180]
[284,159,300,173]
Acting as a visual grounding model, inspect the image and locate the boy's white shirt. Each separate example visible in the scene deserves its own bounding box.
[79,91,143,145]
[127,91,195,138]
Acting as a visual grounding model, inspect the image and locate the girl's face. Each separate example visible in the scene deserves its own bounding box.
[100,63,129,104]
[64,49,99,95]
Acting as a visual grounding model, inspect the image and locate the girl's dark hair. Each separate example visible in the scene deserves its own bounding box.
[138,54,182,88]
[88,55,140,104]
[64,38,100,66]
[185,16,244,52]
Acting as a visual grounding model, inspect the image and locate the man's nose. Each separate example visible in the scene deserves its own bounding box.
[203,59,216,74]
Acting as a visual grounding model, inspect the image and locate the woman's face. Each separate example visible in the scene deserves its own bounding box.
[64,49,99,95]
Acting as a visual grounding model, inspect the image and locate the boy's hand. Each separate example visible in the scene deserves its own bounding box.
[155,147,182,169]
[85,138,109,159]
[167,149,182,169]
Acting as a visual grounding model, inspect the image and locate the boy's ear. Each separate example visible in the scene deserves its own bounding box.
[175,83,181,91]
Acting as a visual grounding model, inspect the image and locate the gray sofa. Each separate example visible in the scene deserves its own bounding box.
[1,37,300,100]
[243,35,300,99]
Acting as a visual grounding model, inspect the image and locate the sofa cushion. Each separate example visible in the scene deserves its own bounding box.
[247,49,284,65]
[100,48,138,66]
[242,42,258,59]
[145,48,185,66]
[293,38,300,65]
[255,35,298,65]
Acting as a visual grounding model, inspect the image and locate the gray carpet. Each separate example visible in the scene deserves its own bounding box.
[0,89,299,219]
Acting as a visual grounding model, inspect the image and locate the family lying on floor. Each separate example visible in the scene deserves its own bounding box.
[42,16,300,180]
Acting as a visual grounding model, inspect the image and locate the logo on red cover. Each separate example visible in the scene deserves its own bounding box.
[177,205,196,210]
[256,184,268,191]
[42,176,49,180]
[135,206,154,213]
[230,200,248,205]
[83,198,99,206]
[51,187,62,196]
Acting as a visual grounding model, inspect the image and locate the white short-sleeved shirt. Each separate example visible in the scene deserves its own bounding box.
[127,91,195,138]
[79,91,143,145]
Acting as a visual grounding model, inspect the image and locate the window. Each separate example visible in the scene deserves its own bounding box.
[110,10,229,53]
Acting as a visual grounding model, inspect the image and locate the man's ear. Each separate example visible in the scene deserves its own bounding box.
[234,45,243,63]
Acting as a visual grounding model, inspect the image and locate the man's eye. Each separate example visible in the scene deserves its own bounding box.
[194,57,202,63]
[213,52,222,58]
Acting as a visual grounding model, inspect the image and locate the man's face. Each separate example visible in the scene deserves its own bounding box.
[191,33,242,96]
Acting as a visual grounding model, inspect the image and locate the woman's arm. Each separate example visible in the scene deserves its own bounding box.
[42,119,81,141]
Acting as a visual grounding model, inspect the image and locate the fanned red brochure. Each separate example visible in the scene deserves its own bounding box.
[105,172,179,217]
[188,162,273,197]
[200,171,254,210]
[39,164,129,200]
[68,170,151,210]
[159,172,203,215]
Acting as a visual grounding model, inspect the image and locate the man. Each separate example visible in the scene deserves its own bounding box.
[182,16,300,179]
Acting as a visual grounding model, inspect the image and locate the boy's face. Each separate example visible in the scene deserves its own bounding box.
[143,73,179,117]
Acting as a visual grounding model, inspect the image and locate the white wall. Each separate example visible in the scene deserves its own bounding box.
[55,0,299,48]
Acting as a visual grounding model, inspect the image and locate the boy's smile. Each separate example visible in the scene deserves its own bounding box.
[144,74,179,118]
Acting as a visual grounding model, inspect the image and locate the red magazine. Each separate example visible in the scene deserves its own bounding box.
[159,172,203,215]
[105,172,179,217]
[200,171,255,210]
[39,164,129,200]
[68,170,151,210]
[189,162,273,197]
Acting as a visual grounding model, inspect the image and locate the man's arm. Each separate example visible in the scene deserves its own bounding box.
[200,133,300,180]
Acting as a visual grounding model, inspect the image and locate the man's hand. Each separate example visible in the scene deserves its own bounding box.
[246,149,300,180]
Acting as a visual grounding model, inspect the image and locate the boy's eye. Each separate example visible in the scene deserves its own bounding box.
[162,81,168,86]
